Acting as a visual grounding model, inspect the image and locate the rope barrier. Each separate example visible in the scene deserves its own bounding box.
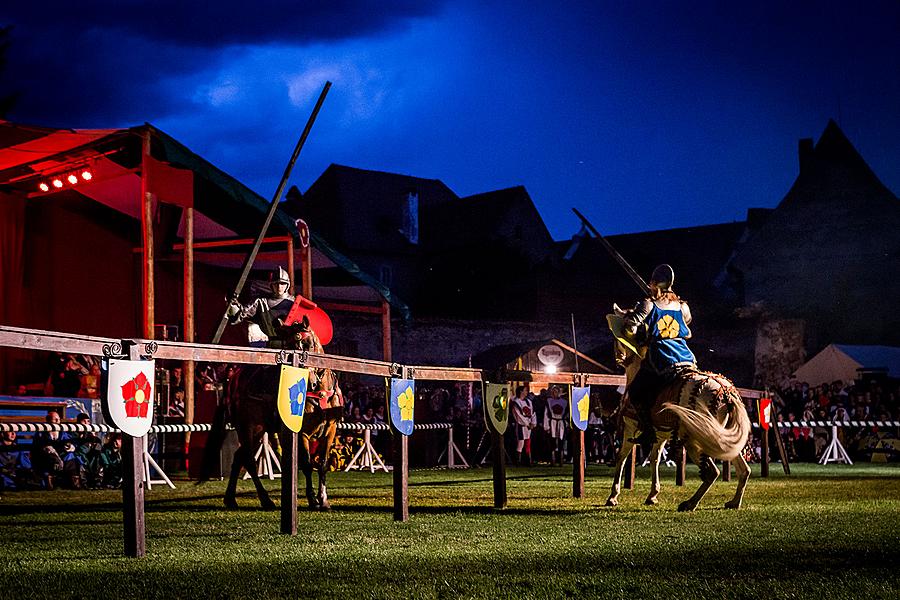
[0,421,456,434]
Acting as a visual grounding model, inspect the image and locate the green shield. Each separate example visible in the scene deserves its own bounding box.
[483,382,510,434]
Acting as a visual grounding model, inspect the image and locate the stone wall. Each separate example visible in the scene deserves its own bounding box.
[753,318,806,388]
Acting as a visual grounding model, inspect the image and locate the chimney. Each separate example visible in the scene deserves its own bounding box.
[798,138,814,174]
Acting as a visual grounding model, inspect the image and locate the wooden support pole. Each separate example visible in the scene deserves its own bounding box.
[140,130,154,340]
[280,427,298,535]
[286,237,295,296]
[675,445,686,486]
[722,460,731,482]
[572,428,585,499]
[382,299,392,362]
[123,341,145,558]
[301,235,313,299]
[761,427,770,478]
[491,427,507,509]
[392,433,409,521]
[623,446,636,490]
[183,206,195,442]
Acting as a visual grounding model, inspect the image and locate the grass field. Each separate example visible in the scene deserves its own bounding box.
[1,463,898,599]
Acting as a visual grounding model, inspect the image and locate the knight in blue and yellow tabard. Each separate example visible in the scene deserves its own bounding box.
[625,264,697,447]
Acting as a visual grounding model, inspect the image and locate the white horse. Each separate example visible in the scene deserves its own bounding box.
[606,312,752,511]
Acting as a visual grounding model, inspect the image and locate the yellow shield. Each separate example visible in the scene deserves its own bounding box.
[277,365,310,433]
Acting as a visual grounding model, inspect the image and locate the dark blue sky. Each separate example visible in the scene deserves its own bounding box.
[2,1,898,238]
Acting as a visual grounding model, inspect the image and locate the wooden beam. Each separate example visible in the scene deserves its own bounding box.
[286,237,295,296]
[491,427,507,509]
[392,434,409,521]
[382,299,392,362]
[301,236,313,299]
[317,301,384,315]
[280,427,298,535]
[183,206,195,440]
[572,429,585,498]
[170,236,292,251]
[140,130,154,340]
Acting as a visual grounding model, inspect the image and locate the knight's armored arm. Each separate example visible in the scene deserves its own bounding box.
[625,298,653,335]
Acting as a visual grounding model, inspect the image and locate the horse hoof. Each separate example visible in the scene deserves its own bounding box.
[644,497,658,506]
[317,501,332,512]
[724,500,741,510]
[224,498,239,510]
[605,498,618,507]
[677,501,695,512]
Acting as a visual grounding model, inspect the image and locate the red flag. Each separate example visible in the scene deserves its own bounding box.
[145,155,194,207]
[759,397,772,430]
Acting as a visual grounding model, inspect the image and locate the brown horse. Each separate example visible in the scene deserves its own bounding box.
[201,317,343,510]
[606,311,751,511]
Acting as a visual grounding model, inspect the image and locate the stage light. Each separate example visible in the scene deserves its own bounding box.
[67,174,78,185]
[52,178,64,188]
[81,170,92,181]
[544,365,558,374]
[39,182,50,192]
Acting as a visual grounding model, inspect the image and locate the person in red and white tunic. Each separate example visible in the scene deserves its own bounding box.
[511,386,537,466]
[543,386,568,466]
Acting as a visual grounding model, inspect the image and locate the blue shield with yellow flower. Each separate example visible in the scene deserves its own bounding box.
[388,378,415,436]
[277,365,310,433]
[570,386,590,431]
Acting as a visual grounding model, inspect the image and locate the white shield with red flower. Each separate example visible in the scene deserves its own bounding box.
[106,359,156,437]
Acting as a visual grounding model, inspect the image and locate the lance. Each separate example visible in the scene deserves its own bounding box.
[211,81,332,344]
[571,207,651,297]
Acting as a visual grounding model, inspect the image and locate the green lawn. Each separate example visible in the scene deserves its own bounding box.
[1,463,898,599]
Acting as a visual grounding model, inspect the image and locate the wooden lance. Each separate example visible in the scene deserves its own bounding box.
[572,207,651,296]
[211,81,332,344]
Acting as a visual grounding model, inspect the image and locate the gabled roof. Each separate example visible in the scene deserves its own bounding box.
[0,120,410,318]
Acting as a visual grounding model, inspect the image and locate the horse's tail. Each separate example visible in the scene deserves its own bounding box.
[663,395,750,461]
[197,401,229,484]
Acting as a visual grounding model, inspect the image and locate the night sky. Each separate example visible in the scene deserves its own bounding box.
[2,1,898,238]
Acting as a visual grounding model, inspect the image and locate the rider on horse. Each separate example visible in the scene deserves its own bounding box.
[226,266,295,348]
[624,264,697,448]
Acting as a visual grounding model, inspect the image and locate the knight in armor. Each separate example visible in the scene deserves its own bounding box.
[625,264,697,448]
[226,266,295,348]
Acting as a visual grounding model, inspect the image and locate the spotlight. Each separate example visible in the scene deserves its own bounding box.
[81,170,92,181]
[39,182,50,192]
[544,365,558,374]
[52,178,64,188]
[67,174,78,185]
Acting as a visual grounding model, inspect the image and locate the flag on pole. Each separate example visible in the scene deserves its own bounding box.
[759,397,772,430]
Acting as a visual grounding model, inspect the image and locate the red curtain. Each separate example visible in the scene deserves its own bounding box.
[0,192,26,391]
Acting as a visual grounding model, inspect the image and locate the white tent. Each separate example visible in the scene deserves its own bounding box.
[793,344,900,387]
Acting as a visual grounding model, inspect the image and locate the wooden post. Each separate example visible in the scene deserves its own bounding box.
[572,429,585,498]
[722,460,731,482]
[140,130,155,339]
[623,446,636,489]
[183,206,195,443]
[392,433,409,521]
[286,237,295,296]
[381,299,392,362]
[490,427,507,509]
[761,427,770,478]
[675,445,686,486]
[123,341,145,558]
[301,236,312,299]
[280,426,298,535]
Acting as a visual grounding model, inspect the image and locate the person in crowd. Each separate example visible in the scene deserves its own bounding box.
[623,264,697,448]
[100,433,123,488]
[543,386,568,466]
[73,413,103,489]
[31,409,82,489]
[0,431,33,491]
[510,386,536,466]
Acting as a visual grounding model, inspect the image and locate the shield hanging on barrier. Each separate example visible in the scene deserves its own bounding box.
[277,365,310,433]
[483,382,510,434]
[104,359,155,437]
[570,386,590,431]
[388,378,415,436]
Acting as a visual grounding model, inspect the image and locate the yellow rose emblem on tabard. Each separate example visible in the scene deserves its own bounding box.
[657,314,680,339]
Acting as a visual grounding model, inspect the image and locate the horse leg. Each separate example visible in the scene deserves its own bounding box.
[223,445,244,509]
[644,440,665,505]
[316,465,330,511]
[299,436,318,508]
[724,453,751,509]
[678,447,719,512]
[243,435,276,510]
[607,420,637,506]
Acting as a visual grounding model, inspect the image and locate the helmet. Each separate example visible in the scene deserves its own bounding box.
[649,264,674,291]
[270,266,290,286]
